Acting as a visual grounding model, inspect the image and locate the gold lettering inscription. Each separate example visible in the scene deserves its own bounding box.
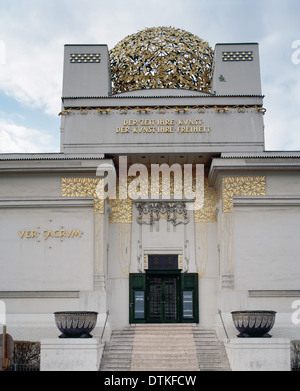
[177,125,211,133]
[19,229,84,241]
[116,118,211,134]
[19,231,26,238]
[178,119,202,125]
[32,230,38,238]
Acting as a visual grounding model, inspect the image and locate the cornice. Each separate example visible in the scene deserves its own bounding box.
[0,198,94,209]
[232,195,300,208]
[0,155,112,174]
[208,155,300,188]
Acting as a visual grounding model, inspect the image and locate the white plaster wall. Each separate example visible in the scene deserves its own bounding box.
[63,109,264,154]
[41,338,103,371]
[107,222,131,329]
[216,203,300,340]
[196,222,219,327]
[0,174,61,198]
[0,206,94,291]
[225,339,291,371]
[232,205,300,291]
[265,172,300,196]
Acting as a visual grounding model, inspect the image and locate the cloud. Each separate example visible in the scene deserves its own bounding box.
[0,118,55,153]
[260,26,300,150]
[0,0,299,152]
[0,0,212,117]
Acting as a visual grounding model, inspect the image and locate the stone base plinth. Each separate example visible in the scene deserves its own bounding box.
[225,338,291,371]
[41,338,104,371]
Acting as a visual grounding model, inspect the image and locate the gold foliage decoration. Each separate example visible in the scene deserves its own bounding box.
[110,26,214,94]
[194,178,218,223]
[61,178,132,221]
[61,178,104,214]
[61,176,266,221]
[58,105,266,116]
[109,197,133,224]
[222,176,266,213]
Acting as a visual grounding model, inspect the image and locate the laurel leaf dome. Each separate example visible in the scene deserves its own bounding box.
[109,26,214,94]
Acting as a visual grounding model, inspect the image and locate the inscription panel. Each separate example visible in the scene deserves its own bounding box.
[62,108,265,154]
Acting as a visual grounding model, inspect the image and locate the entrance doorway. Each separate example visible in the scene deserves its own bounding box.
[147,273,180,323]
[129,256,199,324]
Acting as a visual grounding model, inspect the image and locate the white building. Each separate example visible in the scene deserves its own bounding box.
[0,27,300,350]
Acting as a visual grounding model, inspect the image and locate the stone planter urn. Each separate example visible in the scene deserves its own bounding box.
[54,311,98,338]
[231,310,276,338]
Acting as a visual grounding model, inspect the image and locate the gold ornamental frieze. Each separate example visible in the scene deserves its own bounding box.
[59,105,266,117]
[61,178,104,214]
[194,179,218,223]
[222,176,266,213]
[61,178,133,223]
[61,175,267,224]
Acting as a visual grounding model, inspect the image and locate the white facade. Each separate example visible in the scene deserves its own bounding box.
[0,34,300,351]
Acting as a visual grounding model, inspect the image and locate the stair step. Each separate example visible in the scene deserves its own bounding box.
[100,324,231,372]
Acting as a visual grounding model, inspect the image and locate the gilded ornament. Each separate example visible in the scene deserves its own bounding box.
[109,27,214,94]
[109,198,133,224]
[58,105,266,116]
[61,178,104,214]
[194,179,218,223]
[222,176,266,213]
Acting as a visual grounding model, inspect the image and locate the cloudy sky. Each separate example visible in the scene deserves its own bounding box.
[0,0,299,153]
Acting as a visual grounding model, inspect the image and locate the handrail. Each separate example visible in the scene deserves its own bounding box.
[218,309,230,342]
[101,311,109,343]
[1,325,9,371]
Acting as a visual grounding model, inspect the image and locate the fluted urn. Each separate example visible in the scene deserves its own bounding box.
[231,310,276,338]
[54,311,98,338]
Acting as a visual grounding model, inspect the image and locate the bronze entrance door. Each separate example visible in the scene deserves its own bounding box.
[147,273,180,323]
[129,263,199,324]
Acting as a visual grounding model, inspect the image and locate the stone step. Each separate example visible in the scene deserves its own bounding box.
[100,324,231,372]
[104,345,133,350]
[132,368,200,372]
[131,360,199,367]
[101,364,132,370]
[133,340,196,345]
[101,359,131,364]
[109,336,135,340]
[134,324,197,326]
[133,347,197,357]
[131,366,200,371]
[110,338,135,343]
[101,355,132,362]
[131,362,200,368]
[102,369,131,372]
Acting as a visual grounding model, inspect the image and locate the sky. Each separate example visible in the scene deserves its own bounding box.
[0,0,299,153]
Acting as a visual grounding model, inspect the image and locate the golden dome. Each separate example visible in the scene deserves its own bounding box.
[110,26,214,94]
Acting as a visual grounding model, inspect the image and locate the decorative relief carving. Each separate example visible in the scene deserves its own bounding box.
[109,26,214,94]
[222,51,253,62]
[195,223,208,277]
[109,198,133,223]
[61,178,132,221]
[61,178,104,214]
[136,201,189,226]
[70,53,101,64]
[222,176,266,213]
[61,176,265,222]
[59,105,267,116]
[178,254,183,270]
[194,178,218,223]
[118,223,131,277]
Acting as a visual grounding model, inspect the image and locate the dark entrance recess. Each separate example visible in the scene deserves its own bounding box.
[129,255,199,324]
[148,254,178,270]
[148,273,180,323]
